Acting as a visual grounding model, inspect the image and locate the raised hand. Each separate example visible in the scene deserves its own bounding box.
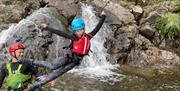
[101,10,106,16]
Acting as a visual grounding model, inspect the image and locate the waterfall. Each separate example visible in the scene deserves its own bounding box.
[81,4,111,67]
[70,4,124,84]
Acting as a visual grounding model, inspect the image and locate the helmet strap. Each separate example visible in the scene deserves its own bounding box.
[12,51,19,61]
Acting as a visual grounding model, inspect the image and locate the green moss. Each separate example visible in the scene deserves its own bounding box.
[0,13,12,23]
[0,12,20,23]
[127,20,135,25]
[15,1,25,10]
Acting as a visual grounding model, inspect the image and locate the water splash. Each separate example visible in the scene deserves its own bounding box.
[0,24,16,47]
[70,4,124,83]
[0,24,16,60]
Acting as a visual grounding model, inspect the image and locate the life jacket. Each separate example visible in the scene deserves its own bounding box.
[6,63,31,90]
[71,33,92,55]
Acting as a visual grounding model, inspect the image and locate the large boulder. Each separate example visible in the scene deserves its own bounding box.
[128,47,180,67]
[105,25,138,64]
[0,0,41,23]
[90,0,135,25]
[140,1,176,25]
[0,7,68,61]
[47,0,80,17]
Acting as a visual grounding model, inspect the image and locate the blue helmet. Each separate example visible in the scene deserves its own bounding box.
[71,18,85,31]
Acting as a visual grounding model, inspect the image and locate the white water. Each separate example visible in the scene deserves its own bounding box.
[0,24,17,59]
[70,4,124,83]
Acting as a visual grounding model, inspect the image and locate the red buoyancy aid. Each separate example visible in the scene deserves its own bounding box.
[71,34,92,55]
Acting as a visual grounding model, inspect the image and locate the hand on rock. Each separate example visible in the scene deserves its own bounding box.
[40,23,48,29]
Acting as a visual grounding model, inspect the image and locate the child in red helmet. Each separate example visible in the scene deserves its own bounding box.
[22,11,106,90]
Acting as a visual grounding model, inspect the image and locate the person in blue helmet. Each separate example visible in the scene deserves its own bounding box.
[21,11,106,90]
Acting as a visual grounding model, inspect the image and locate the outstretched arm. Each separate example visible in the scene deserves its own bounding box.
[43,26,78,41]
[20,57,69,70]
[89,11,106,37]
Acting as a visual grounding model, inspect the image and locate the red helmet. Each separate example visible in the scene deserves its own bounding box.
[8,43,25,55]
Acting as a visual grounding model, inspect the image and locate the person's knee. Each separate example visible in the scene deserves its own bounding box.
[49,65,57,70]
[49,64,60,70]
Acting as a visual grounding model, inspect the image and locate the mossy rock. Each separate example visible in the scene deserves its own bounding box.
[0,13,21,23]
[15,1,25,10]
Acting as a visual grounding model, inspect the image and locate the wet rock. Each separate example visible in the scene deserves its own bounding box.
[163,38,180,55]
[139,25,156,42]
[105,25,138,64]
[38,0,49,8]
[126,34,180,67]
[134,34,154,48]
[91,0,135,25]
[0,4,22,23]
[138,1,180,55]
[47,0,79,17]
[0,23,11,32]
[128,47,180,67]
[130,5,144,25]
[138,2,176,47]
[105,3,180,67]
[0,0,42,23]
[1,7,68,61]
[140,1,176,25]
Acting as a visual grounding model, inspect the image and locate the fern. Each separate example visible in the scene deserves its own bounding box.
[155,12,180,39]
[174,3,180,13]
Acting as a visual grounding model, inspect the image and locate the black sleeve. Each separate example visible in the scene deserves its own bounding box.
[0,64,6,88]
[45,27,78,41]
[89,15,106,36]
[29,65,38,77]
[23,59,38,76]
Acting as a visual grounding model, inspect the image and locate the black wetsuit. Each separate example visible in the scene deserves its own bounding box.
[24,15,106,90]
[0,61,38,91]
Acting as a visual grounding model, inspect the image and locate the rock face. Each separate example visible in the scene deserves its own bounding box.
[47,0,79,17]
[0,7,68,61]
[0,0,179,69]
[139,1,178,47]
[105,25,138,64]
[104,1,180,67]
[128,47,180,67]
[0,0,42,23]
[91,0,135,25]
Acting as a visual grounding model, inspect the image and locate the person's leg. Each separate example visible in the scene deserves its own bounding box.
[33,57,69,70]
[28,62,77,90]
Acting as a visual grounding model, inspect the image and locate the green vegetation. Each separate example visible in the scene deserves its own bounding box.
[155,13,180,39]
[15,1,25,10]
[174,3,180,13]
[154,2,180,46]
